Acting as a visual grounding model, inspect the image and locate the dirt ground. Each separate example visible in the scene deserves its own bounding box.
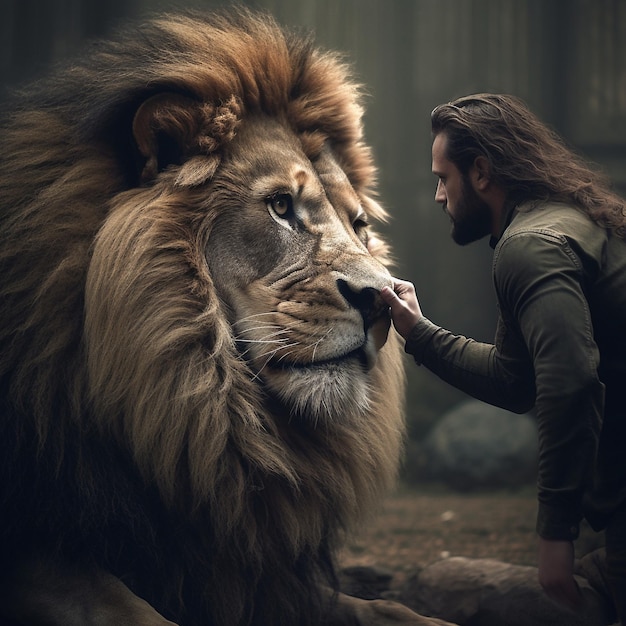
[338,485,604,588]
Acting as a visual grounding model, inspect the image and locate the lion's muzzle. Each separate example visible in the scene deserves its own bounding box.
[336,278,392,355]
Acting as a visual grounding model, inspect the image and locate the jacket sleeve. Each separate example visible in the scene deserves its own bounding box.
[404,317,535,414]
[493,231,604,540]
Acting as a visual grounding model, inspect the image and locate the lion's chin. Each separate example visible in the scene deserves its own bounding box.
[264,358,372,425]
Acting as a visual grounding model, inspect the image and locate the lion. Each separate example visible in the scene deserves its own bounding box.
[0,8,454,626]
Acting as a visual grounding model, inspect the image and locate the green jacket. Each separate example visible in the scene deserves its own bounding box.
[406,201,626,540]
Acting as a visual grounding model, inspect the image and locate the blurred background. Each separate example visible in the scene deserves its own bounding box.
[2,0,625,481]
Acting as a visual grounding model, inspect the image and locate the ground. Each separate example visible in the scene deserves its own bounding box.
[339,485,604,588]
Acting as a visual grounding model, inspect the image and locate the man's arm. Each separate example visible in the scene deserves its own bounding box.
[381,280,535,414]
[538,537,582,612]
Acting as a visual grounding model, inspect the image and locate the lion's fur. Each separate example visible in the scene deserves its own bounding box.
[0,9,405,626]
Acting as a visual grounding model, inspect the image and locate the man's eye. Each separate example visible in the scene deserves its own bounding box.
[266,193,293,218]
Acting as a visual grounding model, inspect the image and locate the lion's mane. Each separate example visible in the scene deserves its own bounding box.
[0,9,405,626]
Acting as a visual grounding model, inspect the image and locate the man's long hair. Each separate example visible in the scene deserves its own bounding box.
[431,93,626,237]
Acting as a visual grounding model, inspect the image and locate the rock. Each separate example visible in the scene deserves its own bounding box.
[398,556,615,626]
[575,548,616,613]
[421,400,537,490]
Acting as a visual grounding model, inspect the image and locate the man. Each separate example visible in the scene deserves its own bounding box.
[381,93,626,623]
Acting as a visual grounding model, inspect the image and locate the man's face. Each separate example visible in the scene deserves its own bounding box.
[431,133,493,246]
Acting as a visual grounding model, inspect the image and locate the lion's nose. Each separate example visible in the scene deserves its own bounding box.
[336,278,390,332]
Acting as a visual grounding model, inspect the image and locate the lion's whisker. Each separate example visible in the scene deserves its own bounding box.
[232,312,277,325]
[255,342,300,362]
[234,322,304,343]
[235,315,306,329]
[236,338,290,344]
[276,348,298,363]
[235,324,283,333]
[309,327,334,363]
[250,352,278,382]
[249,340,302,381]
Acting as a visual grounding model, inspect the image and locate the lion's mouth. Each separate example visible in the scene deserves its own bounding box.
[269,343,375,373]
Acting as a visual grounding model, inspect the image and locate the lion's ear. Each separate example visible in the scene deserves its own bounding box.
[132,93,242,186]
[132,93,200,184]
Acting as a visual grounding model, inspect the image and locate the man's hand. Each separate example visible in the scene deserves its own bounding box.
[538,537,582,613]
[381,279,423,340]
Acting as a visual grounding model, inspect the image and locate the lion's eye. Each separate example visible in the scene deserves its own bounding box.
[266,193,293,218]
[353,216,369,242]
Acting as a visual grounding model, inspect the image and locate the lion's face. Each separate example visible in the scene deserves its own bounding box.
[205,116,393,422]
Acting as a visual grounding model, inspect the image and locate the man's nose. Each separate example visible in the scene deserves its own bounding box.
[434,180,446,203]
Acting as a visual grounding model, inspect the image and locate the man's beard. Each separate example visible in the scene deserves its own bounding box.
[448,175,493,246]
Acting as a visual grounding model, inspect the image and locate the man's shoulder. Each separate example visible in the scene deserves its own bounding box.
[493,201,609,285]
[502,201,596,242]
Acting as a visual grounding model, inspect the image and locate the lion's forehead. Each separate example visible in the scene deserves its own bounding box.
[235,119,362,214]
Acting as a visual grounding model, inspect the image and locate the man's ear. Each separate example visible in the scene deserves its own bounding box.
[471,155,491,191]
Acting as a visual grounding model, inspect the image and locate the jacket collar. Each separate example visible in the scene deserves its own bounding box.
[489,199,525,249]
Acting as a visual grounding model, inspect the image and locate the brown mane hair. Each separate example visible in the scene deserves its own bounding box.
[0,9,404,625]
[431,93,626,236]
